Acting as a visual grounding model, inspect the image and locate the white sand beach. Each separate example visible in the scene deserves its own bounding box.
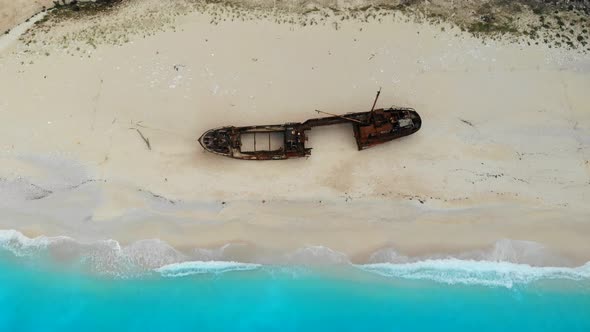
[1,0,589,264]
[0,0,54,34]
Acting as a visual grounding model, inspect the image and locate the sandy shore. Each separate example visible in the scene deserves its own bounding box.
[0,0,54,34]
[1,1,589,264]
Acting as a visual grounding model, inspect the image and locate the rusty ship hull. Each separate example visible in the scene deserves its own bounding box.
[198,107,421,160]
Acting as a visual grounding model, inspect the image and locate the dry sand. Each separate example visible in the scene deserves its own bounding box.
[1,0,589,264]
[0,0,54,34]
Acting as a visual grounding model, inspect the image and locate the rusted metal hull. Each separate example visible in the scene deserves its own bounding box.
[198,108,421,160]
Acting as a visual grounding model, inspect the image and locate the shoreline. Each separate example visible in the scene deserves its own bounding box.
[2,228,589,269]
[2,195,590,265]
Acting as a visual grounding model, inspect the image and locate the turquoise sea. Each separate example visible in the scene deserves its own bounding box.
[1,232,590,331]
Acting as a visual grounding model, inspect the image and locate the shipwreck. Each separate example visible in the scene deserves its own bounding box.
[198,90,421,160]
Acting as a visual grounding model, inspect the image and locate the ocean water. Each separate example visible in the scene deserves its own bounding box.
[1,232,590,331]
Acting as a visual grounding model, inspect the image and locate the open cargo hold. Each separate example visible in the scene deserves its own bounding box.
[198,91,421,160]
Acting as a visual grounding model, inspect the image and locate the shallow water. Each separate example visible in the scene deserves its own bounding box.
[1,251,590,332]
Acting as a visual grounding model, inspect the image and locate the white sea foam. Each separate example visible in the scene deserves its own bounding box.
[0,229,72,256]
[2,229,590,286]
[357,259,590,288]
[156,261,261,277]
[0,230,186,276]
[0,230,259,277]
[466,239,567,266]
[192,243,255,262]
[285,245,350,265]
[362,239,588,288]
[119,239,186,270]
[369,239,569,266]
[368,248,410,264]
[193,244,233,261]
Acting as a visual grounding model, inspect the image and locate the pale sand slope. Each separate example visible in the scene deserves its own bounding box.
[0,0,54,34]
[0,5,589,263]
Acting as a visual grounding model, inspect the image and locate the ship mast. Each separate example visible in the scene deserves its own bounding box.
[370,88,381,113]
[364,87,381,125]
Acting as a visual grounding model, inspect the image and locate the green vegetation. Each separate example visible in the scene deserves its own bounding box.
[52,0,124,18]
[18,0,590,56]
[468,21,518,35]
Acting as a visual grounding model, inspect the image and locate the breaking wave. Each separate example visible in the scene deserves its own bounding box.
[368,239,571,266]
[360,239,589,287]
[156,261,261,277]
[2,229,590,287]
[357,259,590,288]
